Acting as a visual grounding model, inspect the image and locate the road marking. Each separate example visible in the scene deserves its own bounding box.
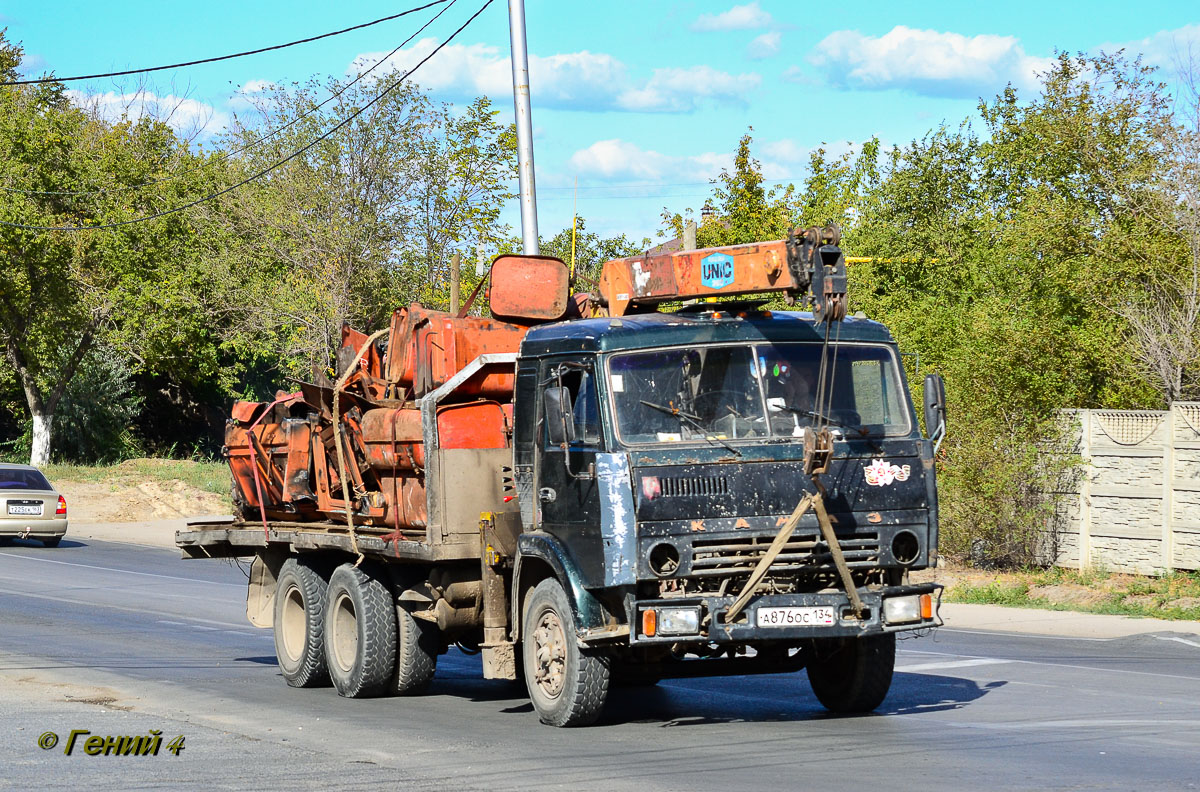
[900,647,1200,682]
[0,551,243,587]
[937,627,1115,642]
[1152,635,1200,649]
[0,585,251,630]
[898,658,1012,673]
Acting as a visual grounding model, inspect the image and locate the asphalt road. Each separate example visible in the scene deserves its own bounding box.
[1,537,1198,791]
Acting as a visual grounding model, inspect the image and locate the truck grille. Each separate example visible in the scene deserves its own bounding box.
[660,475,729,497]
[689,530,879,578]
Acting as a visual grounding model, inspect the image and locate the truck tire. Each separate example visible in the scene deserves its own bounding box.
[324,564,397,698]
[521,578,610,727]
[390,606,438,695]
[273,557,330,688]
[806,633,896,713]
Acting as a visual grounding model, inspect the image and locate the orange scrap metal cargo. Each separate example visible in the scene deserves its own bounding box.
[224,254,566,538]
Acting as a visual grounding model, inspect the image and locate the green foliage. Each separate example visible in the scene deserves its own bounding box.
[43,458,230,496]
[662,129,795,248]
[538,216,648,288]
[0,344,144,464]
[0,29,221,463]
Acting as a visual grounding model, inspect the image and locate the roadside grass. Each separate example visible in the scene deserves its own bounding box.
[42,458,229,496]
[945,565,1200,622]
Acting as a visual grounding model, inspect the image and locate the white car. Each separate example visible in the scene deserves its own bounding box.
[0,463,68,547]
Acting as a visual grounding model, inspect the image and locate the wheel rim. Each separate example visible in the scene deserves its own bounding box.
[331,592,358,673]
[279,583,306,663]
[532,608,566,699]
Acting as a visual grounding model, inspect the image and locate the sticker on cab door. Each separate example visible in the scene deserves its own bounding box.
[863,458,910,487]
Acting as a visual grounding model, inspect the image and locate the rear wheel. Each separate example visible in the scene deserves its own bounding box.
[522,578,609,727]
[324,564,397,698]
[390,606,438,695]
[273,557,330,688]
[806,633,895,713]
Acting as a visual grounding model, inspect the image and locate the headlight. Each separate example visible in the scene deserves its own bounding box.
[656,607,701,636]
[883,594,932,624]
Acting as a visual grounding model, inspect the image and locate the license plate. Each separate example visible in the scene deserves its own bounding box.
[757,606,836,627]
[7,504,42,516]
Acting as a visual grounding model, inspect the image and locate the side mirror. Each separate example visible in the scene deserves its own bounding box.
[923,374,947,450]
[544,386,576,446]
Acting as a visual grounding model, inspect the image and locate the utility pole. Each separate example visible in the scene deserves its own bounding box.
[449,253,461,314]
[508,0,539,254]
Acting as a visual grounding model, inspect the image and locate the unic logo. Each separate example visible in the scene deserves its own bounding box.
[700,252,735,289]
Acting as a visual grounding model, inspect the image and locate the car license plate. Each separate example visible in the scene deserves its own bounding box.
[757,606,836,627]
[7,504,42,516]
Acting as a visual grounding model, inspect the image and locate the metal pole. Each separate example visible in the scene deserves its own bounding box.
[508,0,539,254]
[449,252,461,314]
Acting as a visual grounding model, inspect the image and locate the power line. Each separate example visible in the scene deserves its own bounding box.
[0,0,495,232]
[1,1,450,87]
[1,0,458,198]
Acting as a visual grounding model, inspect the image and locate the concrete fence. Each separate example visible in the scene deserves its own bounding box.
[1052,402,1200,574]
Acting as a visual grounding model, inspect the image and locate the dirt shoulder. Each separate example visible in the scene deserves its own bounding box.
[48,459,230,523]
[913,564,1200,623]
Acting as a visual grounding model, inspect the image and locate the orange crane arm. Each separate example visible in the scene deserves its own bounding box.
[595,226,847,321]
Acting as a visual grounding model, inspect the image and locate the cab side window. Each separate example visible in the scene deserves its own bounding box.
[543,366,602,449]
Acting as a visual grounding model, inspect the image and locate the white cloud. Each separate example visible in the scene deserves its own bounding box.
[350,40,759,113]
[780,64,817,85]
[67,89,229,137]
[759,138,810,165]
[807,25,1054,99]
[568,139,730,182]
[747,31,782,60]
[1101,24,1200,71]
[567,137,872,186]
[616,66,760,112]
[691,2,773,32]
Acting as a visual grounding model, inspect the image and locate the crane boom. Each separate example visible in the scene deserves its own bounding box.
[595,225,848,321]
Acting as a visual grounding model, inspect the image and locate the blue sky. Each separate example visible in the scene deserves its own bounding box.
[4,1,1199,245]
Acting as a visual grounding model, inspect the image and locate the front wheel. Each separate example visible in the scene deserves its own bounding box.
[522,578,610,727]
[806,633,895,713]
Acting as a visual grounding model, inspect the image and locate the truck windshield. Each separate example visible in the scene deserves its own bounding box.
[608,342,910,445]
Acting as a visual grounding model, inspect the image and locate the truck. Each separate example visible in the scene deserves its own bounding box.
[177,225,946,727]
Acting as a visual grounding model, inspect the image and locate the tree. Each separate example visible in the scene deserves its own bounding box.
[0,31,213,464]
[661,129,794,248]
[209,75,516,381]
[538,216,647,288]
[1107,53,1200,402]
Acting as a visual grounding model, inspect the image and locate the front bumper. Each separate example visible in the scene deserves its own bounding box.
[627,582,942,645]
[0,518,68,538]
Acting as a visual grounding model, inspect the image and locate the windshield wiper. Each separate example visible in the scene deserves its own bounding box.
[639,399,742,457]
[775,405,872,436]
